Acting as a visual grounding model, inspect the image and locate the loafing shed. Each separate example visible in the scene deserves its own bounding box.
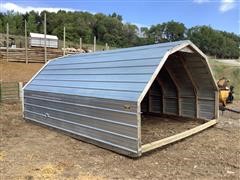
[23,40,218,157]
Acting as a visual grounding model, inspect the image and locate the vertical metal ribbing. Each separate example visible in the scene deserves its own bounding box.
[156,78,165,114]
[179,54,199,118]
[164,66,181,116]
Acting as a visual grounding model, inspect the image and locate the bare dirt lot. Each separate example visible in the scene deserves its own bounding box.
[1,102,239,180]
[0,62,43,82]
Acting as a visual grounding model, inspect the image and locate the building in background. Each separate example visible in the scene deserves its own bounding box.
[30,33,58,48]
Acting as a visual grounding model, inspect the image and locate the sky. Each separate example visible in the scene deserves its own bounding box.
[0,0,239,34]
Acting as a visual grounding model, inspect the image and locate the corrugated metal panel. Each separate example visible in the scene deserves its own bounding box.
[198,99,215,119]
[149,80,162,113]
[165,56,195,118]
[183,53,216,119]
[30,38,58,48]
[157,68,178,115]
[165,98,178,115]
[25,41,185,102]
[24,90,139,155]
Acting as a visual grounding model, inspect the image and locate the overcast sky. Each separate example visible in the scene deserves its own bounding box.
[0,0,239,34]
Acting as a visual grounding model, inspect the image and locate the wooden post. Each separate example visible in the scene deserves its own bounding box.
[105,43,109,50]
[18,82,23,99]
[6,23,9,62]
[0,82,2,102]
[18,82,24,113]
[44,13,47,63]
[63,26,66,56]
[93,36,96,52]
[79,37,82,50]
[25,20,28,64]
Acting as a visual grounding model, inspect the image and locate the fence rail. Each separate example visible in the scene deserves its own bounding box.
[0,48,63,63]
[0,82,23,102]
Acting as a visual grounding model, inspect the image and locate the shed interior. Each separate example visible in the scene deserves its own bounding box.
[140,50,217,149]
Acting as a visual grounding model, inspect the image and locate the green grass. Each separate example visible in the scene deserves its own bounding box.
[208,58,240,100]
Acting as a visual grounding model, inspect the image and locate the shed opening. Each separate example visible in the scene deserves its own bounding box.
[140,51,217,153]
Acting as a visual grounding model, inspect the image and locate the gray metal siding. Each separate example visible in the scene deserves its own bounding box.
[24,90,139,155]
[158,68,178,115]
[149,80,162,113]
[183,53,216,119]
[30,38,58,48]
[199,99,215,119]
[165,56,195,118]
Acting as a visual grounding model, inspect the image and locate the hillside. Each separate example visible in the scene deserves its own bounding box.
[209,58,240,99]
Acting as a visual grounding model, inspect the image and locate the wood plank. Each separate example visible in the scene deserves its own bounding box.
[141,119,217,153]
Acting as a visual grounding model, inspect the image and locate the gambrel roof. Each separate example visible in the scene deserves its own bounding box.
[24,40,217,102]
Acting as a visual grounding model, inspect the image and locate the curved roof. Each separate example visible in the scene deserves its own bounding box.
[24,40,216,102]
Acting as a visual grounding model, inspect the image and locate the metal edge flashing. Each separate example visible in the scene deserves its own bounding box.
[137,41,190,104]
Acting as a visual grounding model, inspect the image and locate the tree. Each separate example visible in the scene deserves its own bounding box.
[148,21,186,42]
[27,11,38,33]
[0,10,238,58]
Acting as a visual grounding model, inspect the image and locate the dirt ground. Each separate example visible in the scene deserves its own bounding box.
[0,62,43,82]
[0,61,240,179]
[1,102,239,180]
[141,115,203,144]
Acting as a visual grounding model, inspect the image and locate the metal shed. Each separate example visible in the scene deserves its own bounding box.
[30,33,58,48]
[23,40,218,157]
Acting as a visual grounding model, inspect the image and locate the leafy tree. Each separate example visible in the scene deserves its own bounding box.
[0,10,238,58]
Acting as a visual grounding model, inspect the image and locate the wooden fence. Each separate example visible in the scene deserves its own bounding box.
[0,47,63,63]
[0,82,23,102]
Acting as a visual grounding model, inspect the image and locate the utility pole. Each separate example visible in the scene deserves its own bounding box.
[44,13,47,63]
[6,23,9,62]
[63,26,66,56]
[79,37,82,50]
[93,36,96,52]
[25,20,28,64]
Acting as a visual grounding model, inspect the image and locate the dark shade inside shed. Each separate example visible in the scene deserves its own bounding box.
[140,50,217,146]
